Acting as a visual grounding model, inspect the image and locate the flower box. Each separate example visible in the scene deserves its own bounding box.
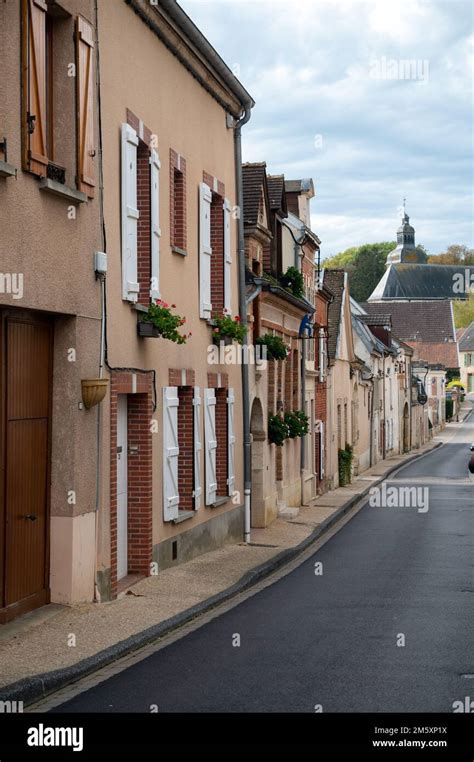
[137,322,160,338]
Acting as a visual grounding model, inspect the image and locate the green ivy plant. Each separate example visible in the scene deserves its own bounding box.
[255,334,289,361]
[268,414,289,446]
[212,310,247,344]
[338,443,353,486]
[140,300,190,344]
[284,410,310,438]
[279,266,305,299]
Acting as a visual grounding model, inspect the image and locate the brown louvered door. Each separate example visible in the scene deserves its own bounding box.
[1,316,52,618]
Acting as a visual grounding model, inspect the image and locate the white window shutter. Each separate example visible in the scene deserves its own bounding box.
[150,149,161,300]
[227,387,235,495]
[163,387,179,521]
[121,123,140,302]
[204,388,217,505]
[224,198,232,314]
[193,387,202,510]
[199,182,212,319]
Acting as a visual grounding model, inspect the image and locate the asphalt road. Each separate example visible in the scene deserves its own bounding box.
[56,415,474,713]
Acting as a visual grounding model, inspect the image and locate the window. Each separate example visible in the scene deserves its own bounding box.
[163,385,201,520]
[177,387,194,511]
[170,150,187,253]
[200,179,231,319]
[22,2,95,195]
[121,124,160,303]
[204,387,234,505]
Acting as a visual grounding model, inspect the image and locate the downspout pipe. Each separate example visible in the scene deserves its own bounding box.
[234,106,252,543]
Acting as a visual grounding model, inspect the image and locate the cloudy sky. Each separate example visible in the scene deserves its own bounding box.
[181,0,473,260]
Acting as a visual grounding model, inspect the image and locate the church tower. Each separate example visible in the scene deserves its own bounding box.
[386,206,427,265]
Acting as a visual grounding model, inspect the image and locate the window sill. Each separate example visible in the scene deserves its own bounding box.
[39,177,87,205]
[172,246,188,257]
[172,509,196,524]
[0,160,16,178]
[211,495,228,508]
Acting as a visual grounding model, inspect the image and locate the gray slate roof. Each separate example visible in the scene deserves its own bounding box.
[362,300,455,342]
[459,321,474,351]
[369,263,474,300]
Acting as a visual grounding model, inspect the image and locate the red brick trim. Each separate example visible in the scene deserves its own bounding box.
[207,371,229,388]
[210,192,224,314]
[215,388,228,496]
[203,170,225,198]
[126,108,153,147]
[170,149,187,252]
[110,371,153,599]
[177,387,194,511]
[169,368,195,387]
[137,140,151,306]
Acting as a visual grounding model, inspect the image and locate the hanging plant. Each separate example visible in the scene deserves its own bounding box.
[139,300,191,344]
[279,266,305,299]
[268,414,289,446]
[255,334,289,361]
[211,310,247,345]
[284,410,310,438]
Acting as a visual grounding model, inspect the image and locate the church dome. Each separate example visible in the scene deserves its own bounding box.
[386,207,427,265]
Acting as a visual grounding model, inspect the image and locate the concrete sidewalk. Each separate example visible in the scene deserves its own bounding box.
[0,408,470,705]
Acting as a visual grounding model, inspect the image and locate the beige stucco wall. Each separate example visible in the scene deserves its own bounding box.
[460,352,474,392]
[96,1,244,574]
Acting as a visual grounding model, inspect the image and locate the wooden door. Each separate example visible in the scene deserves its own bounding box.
[0,315,52,621]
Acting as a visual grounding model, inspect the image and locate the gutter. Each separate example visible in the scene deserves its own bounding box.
[145,0,255,116]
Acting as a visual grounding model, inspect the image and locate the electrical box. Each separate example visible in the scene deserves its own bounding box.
[94,251,107,274]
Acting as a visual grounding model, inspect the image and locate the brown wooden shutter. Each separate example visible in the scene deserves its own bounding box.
[22,0,48,175]
[75,16,95,198]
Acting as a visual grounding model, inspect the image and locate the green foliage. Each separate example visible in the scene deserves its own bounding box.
[284,410,309,438]
[279,266,305,299]
[255,334,289,361]
[338,443,353,487]
[428,244,474,265]
[445,399,454,421]
[453,294,474,330]
[322,246,359,269]
[268,414,289,446]
[323,242,396,302]
[141,300,190,344]
[212,311,247,344]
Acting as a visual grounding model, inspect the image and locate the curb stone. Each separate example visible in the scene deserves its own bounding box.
[0,440,446,706]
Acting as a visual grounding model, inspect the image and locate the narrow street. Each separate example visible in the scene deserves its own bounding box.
[53,411,473,714]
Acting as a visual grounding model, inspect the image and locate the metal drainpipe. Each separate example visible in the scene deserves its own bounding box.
[300,331,306,504]
[234,107,252,543]
[382,353,386,459]
[369,372,375,467]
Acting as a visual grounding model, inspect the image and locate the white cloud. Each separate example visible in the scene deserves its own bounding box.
[181,0,473,255]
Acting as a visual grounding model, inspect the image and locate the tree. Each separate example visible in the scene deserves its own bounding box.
[428,245,474,265]
[453,293,474,329]
[324,242,396,302]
